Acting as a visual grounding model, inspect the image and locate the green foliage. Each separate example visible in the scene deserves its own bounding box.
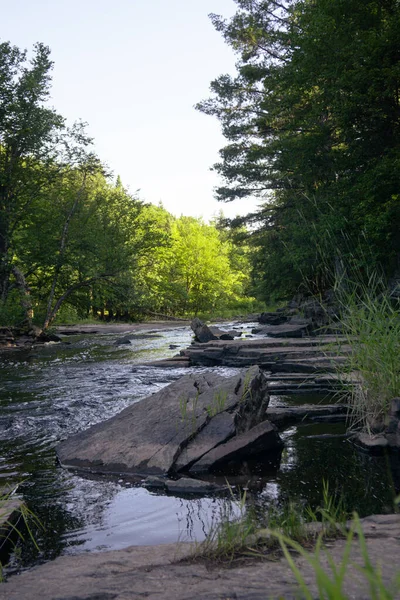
[0,40,264,327]
[134,215,257,318]
[334,271,400,431]
[0,487,43,581]
[271,514,400,599]
[0,290,26,327]
[206,390,228,418]
[199,0,400,300]
[198,479,348,562]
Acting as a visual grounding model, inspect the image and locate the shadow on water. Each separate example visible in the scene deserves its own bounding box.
[0,322,399,575]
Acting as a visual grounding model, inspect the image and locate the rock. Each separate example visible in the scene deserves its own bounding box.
[180,336,350,371]
[142,476,166,489]
[356,398,400,452]
[266,405,347,429]
[354,433,389,453]
[219,332,235,340]
[0,486,24,553]
[114,336,132,345]
[169,344,179,349]
[165,477,223,495]
[389,397,400,419]
[57,366,270,476]
[175,412,236,471]
[190,318,217,343]
[259,312,288,326]
[38,332,62,343]
[209,326,234,340]
[189,420,283,474]
[263,323,312,338]
[144,357,190,368]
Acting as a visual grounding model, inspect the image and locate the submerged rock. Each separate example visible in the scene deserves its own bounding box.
[57,366,281,476]
[114,336,132,345]
[165,477,224,495]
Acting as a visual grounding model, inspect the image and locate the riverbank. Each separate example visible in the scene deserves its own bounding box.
[55,320,190,335]
[1,514,399,599]
[0,320,191,351]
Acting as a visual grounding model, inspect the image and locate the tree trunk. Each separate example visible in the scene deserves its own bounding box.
[11,266,33,329]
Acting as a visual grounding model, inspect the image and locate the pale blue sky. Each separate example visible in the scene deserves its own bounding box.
[2,0,260,220]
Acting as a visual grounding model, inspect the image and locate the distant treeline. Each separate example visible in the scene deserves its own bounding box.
[0,42,259,330]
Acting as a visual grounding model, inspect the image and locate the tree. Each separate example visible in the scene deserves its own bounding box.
[0,42,64,310]
[198,0,400,300]
[153,216,247,315]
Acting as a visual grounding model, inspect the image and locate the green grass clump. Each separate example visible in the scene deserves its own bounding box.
[206,390,228,418]
[0,487,42,582]
[271,513,400,599]
[336,272,400,432]
[197,480,348,563]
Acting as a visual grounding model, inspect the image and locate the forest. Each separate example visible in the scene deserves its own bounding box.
[1,0,399,331]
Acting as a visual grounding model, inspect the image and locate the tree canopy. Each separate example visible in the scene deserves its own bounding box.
[198,0,400,300]
[0,41,258,329]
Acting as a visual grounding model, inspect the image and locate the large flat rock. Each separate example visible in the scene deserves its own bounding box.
[57,366,271,476]
[266,404,347,428]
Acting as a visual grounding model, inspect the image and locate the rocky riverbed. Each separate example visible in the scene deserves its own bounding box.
[0,317,399,597]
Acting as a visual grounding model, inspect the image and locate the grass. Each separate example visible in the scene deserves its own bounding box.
[0,487,42,581]
[178,390,200,434]
[195,480,348,564]
[271,514,400,599]
[206,390,228,418]
[333,271,400,432]
[193,485,400,597]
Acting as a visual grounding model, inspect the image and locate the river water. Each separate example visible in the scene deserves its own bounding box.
[0,323,398,574]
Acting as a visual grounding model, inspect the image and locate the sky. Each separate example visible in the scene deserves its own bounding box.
[2,0,261,221]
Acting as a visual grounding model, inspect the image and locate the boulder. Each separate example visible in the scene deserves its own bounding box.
[209,326,235,340]
[57,366,272,476]
[259,312,288,326]
[262,323,312,338]
[174,412,236,471]
[190,318,217,343]
[189,420,283,474]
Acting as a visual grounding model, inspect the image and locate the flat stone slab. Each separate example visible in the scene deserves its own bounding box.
[256,323,311,337]
[165,477,224,495]
[1,515,399,600]
[181,336,351,371]
[57,366,272,476]
[266,404,347,428]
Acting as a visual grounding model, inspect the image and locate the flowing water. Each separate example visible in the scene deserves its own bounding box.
[0,323,398,575]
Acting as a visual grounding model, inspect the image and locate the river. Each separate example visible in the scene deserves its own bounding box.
[0,322,398,575]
